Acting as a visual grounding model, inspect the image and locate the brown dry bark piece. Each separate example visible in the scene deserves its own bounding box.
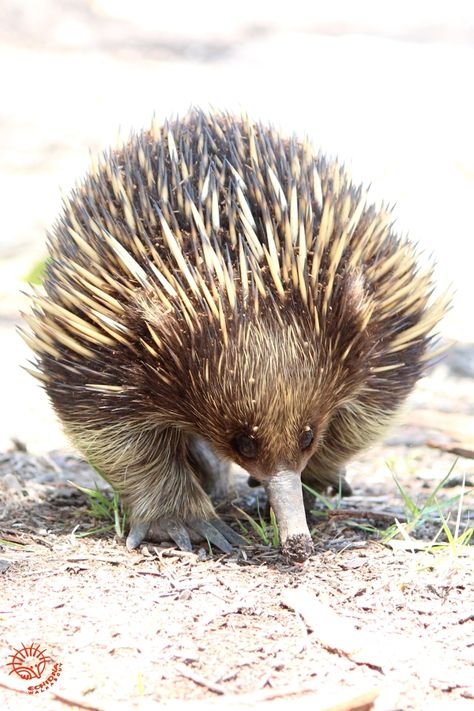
[211,684,378,709]
[427,439,474,459]
[327,509,406,524]
[282,587,392,669]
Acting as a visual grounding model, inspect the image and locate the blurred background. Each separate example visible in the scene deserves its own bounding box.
[1,0,474,451]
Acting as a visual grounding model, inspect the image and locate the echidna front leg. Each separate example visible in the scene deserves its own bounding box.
[67,422,243,553]
[187,436,232,500]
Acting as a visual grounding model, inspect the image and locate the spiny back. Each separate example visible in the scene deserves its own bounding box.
[25,109,446,395]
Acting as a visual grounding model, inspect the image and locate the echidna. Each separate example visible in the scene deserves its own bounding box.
[22,109,447,562]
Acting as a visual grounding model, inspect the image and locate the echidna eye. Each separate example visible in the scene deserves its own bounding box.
[300,427,314,451]
[232,433,258,459]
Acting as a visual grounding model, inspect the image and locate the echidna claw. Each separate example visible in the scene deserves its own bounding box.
[211,519,247,546]
[166,521,193,552]
[126,517,243,554]
[126,522,149,550]
[189,519,233,554]
[126,519,194,552]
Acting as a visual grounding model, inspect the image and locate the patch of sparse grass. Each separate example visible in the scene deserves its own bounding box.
[68,481,127,539]
[381,463,473,571]
[303,476,349,515]
[303,481,373,536]
[0,538,33,550]
[381,458,466,543]
[435,491,473,553]
[235,500,280,547]
[302,459,472,558]
[269,508,280,547]
[303,484,337,514]
[430,486,472,558]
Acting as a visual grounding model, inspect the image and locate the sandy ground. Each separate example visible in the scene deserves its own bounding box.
[1,2,474,710]
[1,1,474,451]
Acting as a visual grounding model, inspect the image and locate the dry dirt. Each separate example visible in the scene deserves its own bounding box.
[1,364,473,711]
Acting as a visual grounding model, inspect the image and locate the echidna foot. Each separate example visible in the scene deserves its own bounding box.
[329,470,353,497]
[190,518,246,552]
[126,522,149,550]
[126,516,244,554]
[203,518,247,547]
[302,468,353,513]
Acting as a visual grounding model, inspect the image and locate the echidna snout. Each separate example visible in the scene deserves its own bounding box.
[21,108,447,563]
[265,472,314,563]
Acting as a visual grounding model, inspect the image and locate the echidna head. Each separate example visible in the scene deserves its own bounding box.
[185,320,334,476]
[169,311,360,559]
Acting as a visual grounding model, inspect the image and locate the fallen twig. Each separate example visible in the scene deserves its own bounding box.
[0,681,30,696]
[327,509,406,524]
[427,440,474,459]
[177,664,234,695]
[51,692,104,710]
